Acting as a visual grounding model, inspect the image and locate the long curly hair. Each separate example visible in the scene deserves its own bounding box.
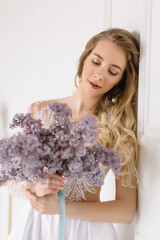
[74,28,140,188]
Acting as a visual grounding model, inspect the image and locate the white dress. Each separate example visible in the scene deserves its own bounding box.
[7,101,119,240]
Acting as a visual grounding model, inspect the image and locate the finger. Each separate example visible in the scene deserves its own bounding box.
[42,178,64,188]
[35,187,60,197]
[45,178,63,185]
[38,188,59,197]
[30,202,45,214]
[34,183,63,197]
[47,173,64,181]
[37,175,63,187]
[24,188,31,198]
[41,182,64,189]
[30,200,41,212]
[25,189,38,201]
[36,180,64,188]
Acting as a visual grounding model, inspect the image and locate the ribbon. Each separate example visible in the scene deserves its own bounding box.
[58,189,65,240]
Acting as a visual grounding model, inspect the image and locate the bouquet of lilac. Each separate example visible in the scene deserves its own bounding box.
[0,102,121,186]
[0,102,121,240]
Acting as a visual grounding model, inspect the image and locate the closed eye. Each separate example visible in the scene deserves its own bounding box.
[92,60,117,76]
[109,70,117,76]
[92,60,99,65]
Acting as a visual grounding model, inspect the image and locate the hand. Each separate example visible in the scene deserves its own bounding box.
[25,189,59,215]
[26,173,64,197]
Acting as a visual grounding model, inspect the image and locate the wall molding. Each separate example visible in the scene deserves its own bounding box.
[137,0,152,138]
[144,0,153,130]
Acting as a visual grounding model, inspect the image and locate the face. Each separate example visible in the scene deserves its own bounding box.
[81,40,127,97]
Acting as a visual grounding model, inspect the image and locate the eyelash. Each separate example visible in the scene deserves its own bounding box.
[92,61,117,76]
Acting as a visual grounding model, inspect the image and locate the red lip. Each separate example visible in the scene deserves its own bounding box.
[88,80,101,88]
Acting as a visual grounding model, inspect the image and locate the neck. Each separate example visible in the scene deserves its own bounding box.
[69,85,101,117]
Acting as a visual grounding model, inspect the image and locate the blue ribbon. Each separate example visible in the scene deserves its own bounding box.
[58,189,65,240]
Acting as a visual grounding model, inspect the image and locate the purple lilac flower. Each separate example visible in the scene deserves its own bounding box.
[0,101,121,186]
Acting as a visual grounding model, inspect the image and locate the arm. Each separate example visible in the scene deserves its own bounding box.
[8,174,64,199]
[25,177,137,224]
[65,178,137,224]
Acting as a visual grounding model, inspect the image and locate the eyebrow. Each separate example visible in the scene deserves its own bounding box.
[93,53,122,71]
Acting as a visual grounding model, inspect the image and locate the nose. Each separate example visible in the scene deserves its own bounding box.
[93,68,105,81]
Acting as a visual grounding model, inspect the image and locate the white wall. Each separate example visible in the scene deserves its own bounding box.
[0,0,159,240]
[0,1,110,239]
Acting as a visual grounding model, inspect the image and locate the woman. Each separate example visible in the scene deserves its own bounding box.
[7,28,139,240]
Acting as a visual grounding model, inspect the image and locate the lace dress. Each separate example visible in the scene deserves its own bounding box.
[7,101,119,240]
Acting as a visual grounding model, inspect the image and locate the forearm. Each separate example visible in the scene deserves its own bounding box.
[7,180,28,199]
[7,180,35,196]
[65,199,134,224]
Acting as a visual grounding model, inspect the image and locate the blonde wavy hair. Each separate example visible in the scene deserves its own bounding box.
[74,28,140,188]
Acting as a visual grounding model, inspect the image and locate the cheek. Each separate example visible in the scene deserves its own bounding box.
[104,84,114,92]
[109,74,123,88]
[81,63,92,79]
[105,79,115,88]
[104,79,120,92]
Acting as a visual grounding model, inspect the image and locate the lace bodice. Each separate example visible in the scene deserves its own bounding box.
[8,180,27,199]
[8,100,110,201]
